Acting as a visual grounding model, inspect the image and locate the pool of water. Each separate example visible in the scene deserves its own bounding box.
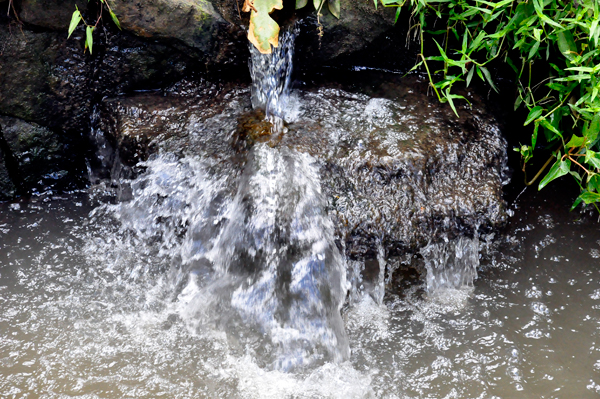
[1,175,600,398]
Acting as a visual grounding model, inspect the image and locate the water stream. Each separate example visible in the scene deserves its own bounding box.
[2,33,600,398]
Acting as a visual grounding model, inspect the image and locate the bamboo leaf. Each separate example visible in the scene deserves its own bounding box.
[85,26,94,54]
[68,9,82,39]
[466,66,474,87]
[109,9,121,30]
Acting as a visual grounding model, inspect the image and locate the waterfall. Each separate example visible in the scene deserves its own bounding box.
[249,28,296,133]
[420,236,479,294]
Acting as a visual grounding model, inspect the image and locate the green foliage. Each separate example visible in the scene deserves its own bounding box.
[68,0,121,54]
[379,0,600,210]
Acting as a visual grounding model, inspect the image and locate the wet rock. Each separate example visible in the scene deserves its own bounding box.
[0,116,75,194]
[16,0,88,30]
[0,19,92,134]
[0,128,17,200]
[295,1,397,67]
[95,77,507,259]
[105,0,240,61]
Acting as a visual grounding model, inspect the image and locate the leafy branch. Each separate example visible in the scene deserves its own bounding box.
[378,0,600,211]
[68,0,121,54]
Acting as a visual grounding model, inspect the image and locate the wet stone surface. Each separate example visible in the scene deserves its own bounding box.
[95,76,508,259]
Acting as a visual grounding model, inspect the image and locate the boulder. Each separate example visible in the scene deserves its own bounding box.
[0,116,76,195]
[17,0,88,30]
[94,77,507,259]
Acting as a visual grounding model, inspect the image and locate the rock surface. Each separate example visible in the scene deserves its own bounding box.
[0,116,77,194]
[94,77,507,258]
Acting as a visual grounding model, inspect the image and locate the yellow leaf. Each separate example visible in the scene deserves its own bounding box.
[247,0,283,54]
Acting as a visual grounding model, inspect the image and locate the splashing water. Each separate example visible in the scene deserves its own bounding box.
[249,28,296,132]
[420,236,479,294]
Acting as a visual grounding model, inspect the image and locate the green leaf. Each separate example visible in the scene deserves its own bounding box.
[466,66,474,87]
[532,122,539,148]
[539,158,570,190]
[587,114,600,143]
[394,6,401,24]
[109,9,121,30]
[314,0,324,11]
[479,66,498,93]
[327,0,340,18]
[570,195,584,211]
[85,25,94,54]
[296,0,308,8]
[557,30,578,62]
[524,106,543,125]
[540,119,562,137]
[585,151,600,170]
[68,9,82,39]
[577,190,600,204]
[248,0,284,54]
[566,135,586,148]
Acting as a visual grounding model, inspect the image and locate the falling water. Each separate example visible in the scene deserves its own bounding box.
[420,236,480,294]
[249,28,296,132]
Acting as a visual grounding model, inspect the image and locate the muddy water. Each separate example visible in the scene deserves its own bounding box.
[1,177,600,398]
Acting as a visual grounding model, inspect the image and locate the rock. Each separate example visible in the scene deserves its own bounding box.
[106,0,247,66]
[0,127,17,200]
[0,19,92,134]
[0,116,77,194]
[295,0,397,67]
[95,77,507,259]
[16,0,88,30]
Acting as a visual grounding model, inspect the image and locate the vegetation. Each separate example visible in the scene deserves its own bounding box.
[68,0,121,54]
[378,0,600,210]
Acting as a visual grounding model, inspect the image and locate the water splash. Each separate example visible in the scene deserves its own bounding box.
[249,28,296,132]
[420,236,479,294]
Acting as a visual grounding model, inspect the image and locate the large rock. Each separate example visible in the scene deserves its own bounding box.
[0,20,91,134]
[0,116,76,195]
[17,0,87,30]
[94,77,507,259]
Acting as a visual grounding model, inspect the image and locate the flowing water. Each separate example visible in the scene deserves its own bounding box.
[2,33,600,398]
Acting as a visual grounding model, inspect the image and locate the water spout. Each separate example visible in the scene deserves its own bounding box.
[249,28,296,133]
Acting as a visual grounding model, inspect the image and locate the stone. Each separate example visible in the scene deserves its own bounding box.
[16,0,88,30]
[0,116,73,193]
[95,77,507,259]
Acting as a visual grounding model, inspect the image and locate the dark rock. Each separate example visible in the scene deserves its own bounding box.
[0,116,75,194]
[0,126,17,200]
[16,0,88,30]
[295,0,397,67]
[0,20,92,134]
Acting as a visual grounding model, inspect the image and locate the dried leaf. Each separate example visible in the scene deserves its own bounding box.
[248,0,283,54]
[242,0,258,13]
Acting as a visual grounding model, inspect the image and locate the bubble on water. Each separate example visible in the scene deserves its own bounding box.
[590,248,600,259]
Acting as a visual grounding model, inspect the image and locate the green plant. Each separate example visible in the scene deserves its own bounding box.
[68,0,121,54]
[378,0,600,210]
